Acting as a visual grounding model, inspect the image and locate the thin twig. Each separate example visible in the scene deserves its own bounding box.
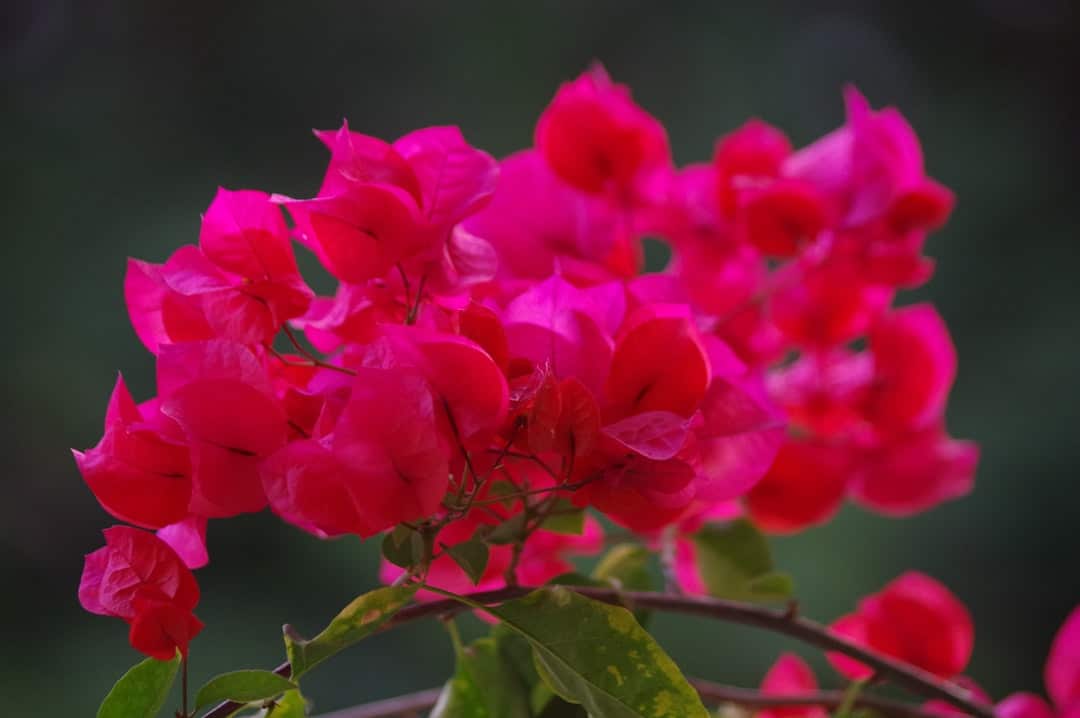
[689,678,946,718]
[312,687,444,718]
[304,680,950,718]
[201,586,995,718]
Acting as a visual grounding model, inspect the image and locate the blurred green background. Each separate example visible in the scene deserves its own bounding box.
[4,1,1078,715]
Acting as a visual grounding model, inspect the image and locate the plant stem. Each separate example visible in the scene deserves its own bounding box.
[301,679,952,718]
[181,654,189,718]
[202,586,995,718]
[311,687,444,718]
[689,678,948,718]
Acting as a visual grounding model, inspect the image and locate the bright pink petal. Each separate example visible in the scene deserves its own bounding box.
[865,304,956,432]
[392,126,499,228]
[535,64,670,196]
[997,694,1057,718]
[1047,605,1080,711]
[156,516,209,570]
[606,304,710,418]
[849,428,978,516]
[315,121,422,202]
[332,368,450,533]
[602,411,690,461]
[124,258,213,353]
[759,653,827,718]
[692,376,785,502]
[503,276,619,395]
[199,188,297,279]
[866,571,974,678]
[746,440,852,534]
[382,325,509,440]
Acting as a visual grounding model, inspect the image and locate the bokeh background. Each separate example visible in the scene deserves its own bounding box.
[4,1,1078,715]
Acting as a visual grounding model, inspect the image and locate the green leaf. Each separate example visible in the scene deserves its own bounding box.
[592,543,655,626]
[546,572,608,588]
[431,624,532,718]
[456,586,709,718]
[483,512,528,545]
[592,544,652,591]
[445,538,490,585]
[284,584,417,679]
[194,670,298,712]
[692,519,794,602]
[540,498,585,535]
[493,622,586,717]
[382,524,427,569]
[97,653,181,718]
[267,689,308,717]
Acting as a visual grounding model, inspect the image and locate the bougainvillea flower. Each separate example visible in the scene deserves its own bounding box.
[770,257,894,350]
[1046,606,1080,713]
[605,303,710,418]
[784,86,953,234]
[514,367,602,460]
[828,571,973,679]
[766,349,874,439]
[691,374,786,502]
[994,607,1080,718]
[758,653,828,718]
[124,258,215,353]
[285,122,497,287]
[74,375,192,529]
[391,126,499,230]
[263,366,449,537]
[502,276,624,395]
[156,340,287,517]
[127,189,313,348]
[281,189,424,284]
[381,325,508,440]
[738,179,830,257]
[713,119,792,218]
[746,439,852,534]
[463,150,622,281]
[861,303,957,433]
[535,64,670,198]
[156,515,209,569]
[79,526,203,659]
[576,451,698,531]
[848,425,978,516]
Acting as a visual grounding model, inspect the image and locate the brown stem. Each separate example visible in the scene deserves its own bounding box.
[690,678,945,718]
[311,687,444,718]
[202,586,994,718]
[181,654,189,718]
[303,679,951,718]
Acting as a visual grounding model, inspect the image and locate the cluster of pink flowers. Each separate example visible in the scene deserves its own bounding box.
[759,593,1080,718]
[76,65,980,663]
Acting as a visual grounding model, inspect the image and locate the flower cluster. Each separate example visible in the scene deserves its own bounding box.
[76,65,977,660]
[758,592,1080,718]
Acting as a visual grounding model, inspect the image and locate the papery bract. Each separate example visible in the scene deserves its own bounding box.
[157,340,287,518]
[264,366,449,537]
[746,440,851,534]
[759,653,827,718]
[828,571,973,679]
[79,526,203,658]
[535,64,670,198]
[74,375,191,529]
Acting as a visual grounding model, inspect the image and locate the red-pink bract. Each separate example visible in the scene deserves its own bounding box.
[79,526,203,658]
[535,64,670,199]
[1047,606,1080,713]
[758,653,827,718]
[157,340,287,517]
[828,571,973,680]
[75,375,192,529]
